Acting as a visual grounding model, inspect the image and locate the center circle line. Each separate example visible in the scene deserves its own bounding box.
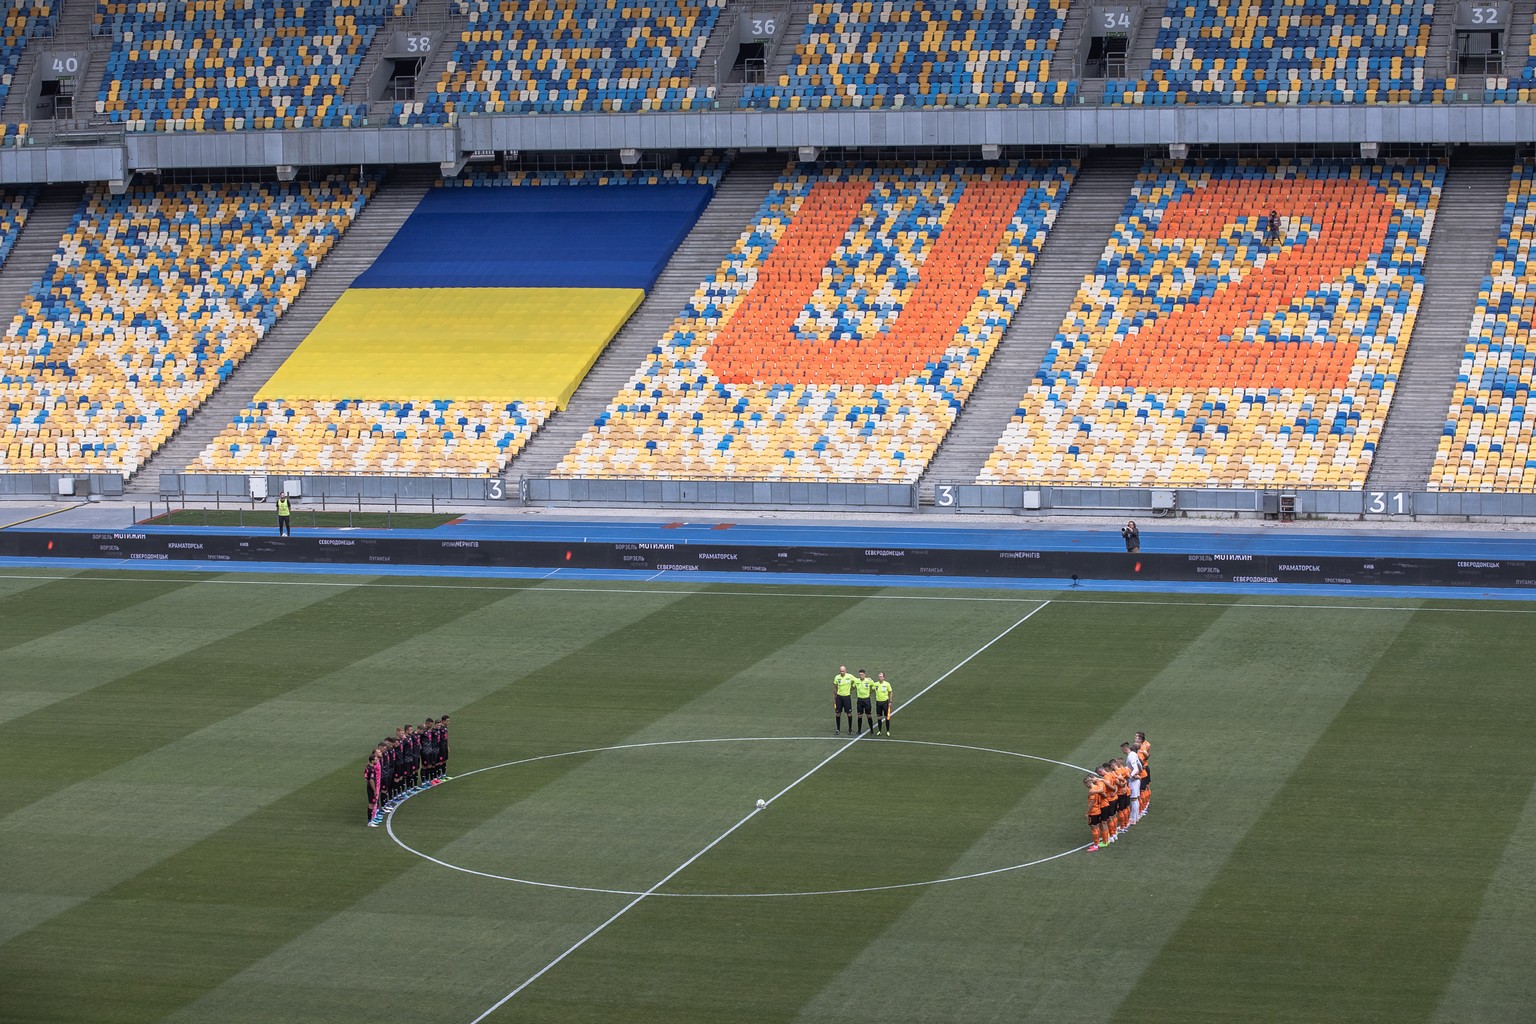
[386,736,1097,898]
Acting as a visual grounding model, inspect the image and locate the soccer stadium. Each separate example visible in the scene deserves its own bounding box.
[2,2,1536,1022]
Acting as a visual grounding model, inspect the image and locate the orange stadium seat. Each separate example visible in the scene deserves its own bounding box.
[981,157,1441,489]
[556,158,1076,483]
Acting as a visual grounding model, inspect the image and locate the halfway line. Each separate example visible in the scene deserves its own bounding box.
[465,600,1052,1023]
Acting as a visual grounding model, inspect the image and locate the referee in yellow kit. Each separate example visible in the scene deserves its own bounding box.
[833,664,855,735]
[853,669,876,735]
[872,672,893,736]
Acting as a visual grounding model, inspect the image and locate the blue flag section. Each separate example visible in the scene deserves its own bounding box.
[353,183,715,291]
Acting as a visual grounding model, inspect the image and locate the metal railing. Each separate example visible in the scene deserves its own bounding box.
[132,493,462,524]
[160,472,497,502]
[928,483,1536,520]
[523,475,918,510]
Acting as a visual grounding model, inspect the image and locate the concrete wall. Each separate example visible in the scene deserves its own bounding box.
[2,103,1534,184]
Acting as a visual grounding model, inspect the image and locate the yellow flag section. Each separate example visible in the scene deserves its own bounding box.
[256,287,643,409]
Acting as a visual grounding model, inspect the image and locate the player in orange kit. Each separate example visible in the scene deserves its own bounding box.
[1112,757,1133,834]
[1094,763,1119,843]
[1084,774,1106,851]
[1135,731,1151,815]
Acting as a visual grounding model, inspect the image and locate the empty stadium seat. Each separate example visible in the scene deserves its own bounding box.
[0,175,373,477]
[1431,161,1536,491]
[556,158,1075,483]
[0,4,52,120]
[981,157,1442,489]
[0,188,33,265]
[414,0,724,123]
[742,0,1070,110]
[193,398,550,476]
[1107,0,1435,105]
[196,163,723,479]
[94,0,392,131]
[440,157,728,190]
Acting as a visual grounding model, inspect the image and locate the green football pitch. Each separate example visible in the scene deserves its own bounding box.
[3,568,1534,1024]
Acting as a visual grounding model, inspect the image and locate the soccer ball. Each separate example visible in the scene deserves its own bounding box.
[755,798,766,809]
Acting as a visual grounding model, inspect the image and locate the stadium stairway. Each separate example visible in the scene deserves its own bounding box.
[739,0,812,106]
[1425,0,1457,81]
[691,0,748,105]
[1051,0,1089,85]
[1507,0,1536,76]
[347,0,467,113]
[5,1,115,126]
[504,151,785,480]
[1124,5,1160,80]
[0,183,82,322]
[0,41,41,124]
[1367,148,1516,493]
[122,166,440,493]
[917,148,1142,499]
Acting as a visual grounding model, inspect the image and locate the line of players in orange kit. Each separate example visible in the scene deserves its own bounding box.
[1083,731,1150,851]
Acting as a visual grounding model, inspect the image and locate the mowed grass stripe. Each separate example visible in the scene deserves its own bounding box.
[0,587,855,1024]
[1119,606,1536,1024]
[0,583,683,947]
[0,574,197,653]
[793,597,1421,1024]
[170,590,945,1024]
[409,591,1036,893]
[494,599,1226,1024]
[1430,775,1536,1024]
[0,578,521,822]
[0,577,345,727]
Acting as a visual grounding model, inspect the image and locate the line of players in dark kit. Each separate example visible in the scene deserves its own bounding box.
[365,716,450,826]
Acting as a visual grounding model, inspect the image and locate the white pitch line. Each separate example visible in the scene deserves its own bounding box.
[1,569,1526,613]
[465,601,1052,1024]
[386,736,1098,897]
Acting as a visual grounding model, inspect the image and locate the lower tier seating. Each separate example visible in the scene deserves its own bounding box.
[557,158,1075,482]
[982,158,1442,488]
[0,175,372,477]
[1431,161,1536,491]
[193,398,550,476]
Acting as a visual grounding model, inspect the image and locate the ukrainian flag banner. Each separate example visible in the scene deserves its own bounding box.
[265,182,714,411]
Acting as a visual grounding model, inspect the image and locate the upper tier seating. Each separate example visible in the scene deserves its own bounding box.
[411,0,724,123]
[94,0,401,131]
[0,175,372,477]
[557,158,1075,483]
[193,397,550,476]
[1,4,52,120]
[982,158,1442,489]
[1106,0,1434,105]
[743,0,1070,109]
[1431,161,1536,491]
